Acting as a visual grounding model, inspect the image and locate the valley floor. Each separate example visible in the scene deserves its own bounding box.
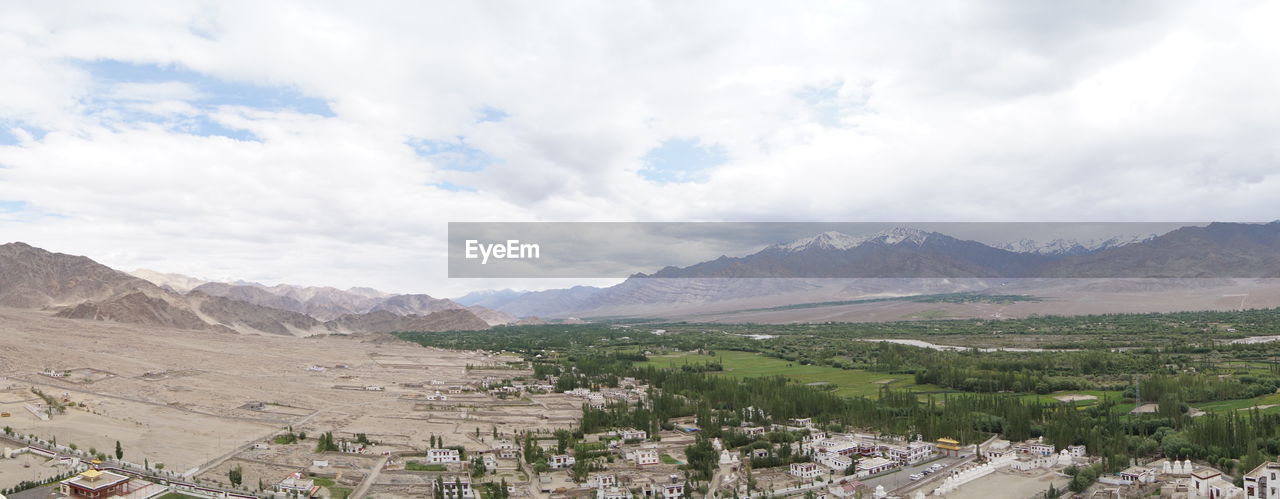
[0,308,577,494]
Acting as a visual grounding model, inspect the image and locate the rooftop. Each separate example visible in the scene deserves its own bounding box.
[63,470,130,491]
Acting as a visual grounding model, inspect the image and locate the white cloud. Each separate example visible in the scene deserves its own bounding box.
[1,0,1279,295]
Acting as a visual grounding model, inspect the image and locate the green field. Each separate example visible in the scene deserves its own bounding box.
[1196,392,1280,413]
[405,461,448,471]
[636,350,941,398]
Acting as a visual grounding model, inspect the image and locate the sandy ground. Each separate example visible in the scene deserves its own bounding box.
[942,469,1068,499]
[0,452,72,486]
[0,307,567,490]
[603,278,1280,324]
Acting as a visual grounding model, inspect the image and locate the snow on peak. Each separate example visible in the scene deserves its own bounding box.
[771,228,931,253]
[996,234,1156,255]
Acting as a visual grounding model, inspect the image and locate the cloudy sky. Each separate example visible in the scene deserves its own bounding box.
[1,1,1278,296]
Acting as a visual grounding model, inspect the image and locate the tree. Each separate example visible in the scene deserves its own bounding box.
[228,465,243,487]
[115,441,123,460]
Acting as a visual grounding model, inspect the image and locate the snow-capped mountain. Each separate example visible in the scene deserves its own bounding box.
[769,228,932,253]
[997,234,1157,256]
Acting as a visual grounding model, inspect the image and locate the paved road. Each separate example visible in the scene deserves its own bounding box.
[889,435,998,496]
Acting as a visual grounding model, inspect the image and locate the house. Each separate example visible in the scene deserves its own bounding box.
[645,475,685,499]
[828,480,867,498]
[498,448,519,459]
[856,457,899,476]
[428,448,462,464]
[1067,445,1087,458]
[549,454,576,469]
[1192,468,1243,498]
[983,439,1013,460]
[790,418,814,427]
[588,474,618,488]
[1244,461,1280,498]
[617,428,648,440]
[494,439,516,449]
[597,486,630,499]
[741,426,766,436]
[60,469,131,498]
[883,441,935,464]
[437,475,474,499]
[1018,437,1055,456]
[276,472,321,497]
[1118,466,1156,484]
[790,462,825,479]
[750,448,770,459]
[633,449,660,466]
[817,453,852,472]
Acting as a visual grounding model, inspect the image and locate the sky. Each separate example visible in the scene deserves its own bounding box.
[1,1,1279,297]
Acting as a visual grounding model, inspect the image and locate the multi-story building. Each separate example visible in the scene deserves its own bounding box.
[427,448,462,464]
[1245,462,1280,498]
[790,462,825,479]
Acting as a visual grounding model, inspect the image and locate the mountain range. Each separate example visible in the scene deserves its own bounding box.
[463,222,1280,317]
[3,221,1279,332]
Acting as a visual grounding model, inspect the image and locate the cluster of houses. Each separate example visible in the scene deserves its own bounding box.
[487,378,556,396]
[564,384,649,409]
[586,473,685,499]
[798,432,939,478]
[1082,457,1246,498]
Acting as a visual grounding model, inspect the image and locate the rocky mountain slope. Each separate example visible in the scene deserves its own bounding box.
[127,268,209,293]
[0,242,166,308]
[326,309,490,333]
[1,242,493,335]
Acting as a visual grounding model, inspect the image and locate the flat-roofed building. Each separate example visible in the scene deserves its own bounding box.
[60,470,130,498]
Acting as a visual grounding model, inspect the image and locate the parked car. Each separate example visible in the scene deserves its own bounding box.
[909,474,923,480]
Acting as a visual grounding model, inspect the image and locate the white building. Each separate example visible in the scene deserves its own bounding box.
[645,475,685,499]
[428,449,462,464]
[276,473,320,496]
[550,454,576,469]
[597,486,630,499]
[791,462,825,479]
[857,457,899,476]
[1244,461,1280,498]
[633,449,660,466]
[588,474,618,488]
[883,441,935,464]
[817,453,853,472]
[438,476,474,499]
[1192,468,1244,498]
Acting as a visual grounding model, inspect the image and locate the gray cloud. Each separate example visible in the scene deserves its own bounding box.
[0,1,1277,295]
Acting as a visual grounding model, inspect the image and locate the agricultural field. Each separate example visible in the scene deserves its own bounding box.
[636,350,940,398]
